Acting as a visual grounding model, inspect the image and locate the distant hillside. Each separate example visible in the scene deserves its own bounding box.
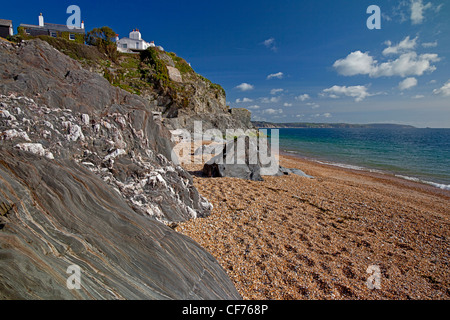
[252,121,416,129]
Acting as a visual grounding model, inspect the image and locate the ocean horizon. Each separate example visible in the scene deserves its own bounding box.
[272,127,450,191]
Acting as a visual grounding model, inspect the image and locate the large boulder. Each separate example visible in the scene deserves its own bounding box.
[201,137,313,181]
[203,136,264,181]
[0,149,240,300]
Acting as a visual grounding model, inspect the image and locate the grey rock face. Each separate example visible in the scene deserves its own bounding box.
[142,51,253,132]
[0,149,240,300]
[230,108,252,130]
[0,39,240,299]
[0,39,210,224]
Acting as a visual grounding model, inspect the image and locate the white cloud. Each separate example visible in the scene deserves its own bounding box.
[412,94,425,99]
[435,3,444,12]
[263,38,275,47]
[283,103,293,107]
[375,52,440,77]
[295,94,311,101]
[398,77,418,90]
[333,51,375,76]
[235,83,254,91]
[246,105,261,110]
[311,113,332,118]
[390,1,409,23]
[433,80,450,97]
[333,50,440,78]
[267,72,284,80]
[260,96,281,103]
[263,38,277,52]
[411,0,432,25]
[422,41,438,48]
[235,97,254,103]
[322,85,372,102]
[263,108,283,115]
[382,12,393,21]
[252,115,267,122]
[383,36,418,55]
[306,102,320,109]
[389,1,442,24]
[270,88,284,95]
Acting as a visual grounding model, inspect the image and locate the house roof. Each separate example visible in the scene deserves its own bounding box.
[0,19,13,27]
[19,22,85,34]
[118,37,146,42]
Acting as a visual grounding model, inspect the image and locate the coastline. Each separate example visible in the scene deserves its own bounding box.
[280,151,450,197]
[274,127,450,192]
[177,154,449,300]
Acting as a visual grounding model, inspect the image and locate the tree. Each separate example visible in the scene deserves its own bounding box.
[86,26,117,61]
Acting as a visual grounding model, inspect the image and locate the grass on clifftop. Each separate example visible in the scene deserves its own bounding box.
[11,35,226,102]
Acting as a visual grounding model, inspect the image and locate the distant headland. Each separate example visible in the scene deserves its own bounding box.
[252,121,416,129]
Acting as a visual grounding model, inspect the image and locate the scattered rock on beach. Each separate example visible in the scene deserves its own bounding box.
[203,136,264,181]
[201,139,314,181]
[274,166,314,179]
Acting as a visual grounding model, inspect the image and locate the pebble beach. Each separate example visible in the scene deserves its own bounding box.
[177,154,450,300]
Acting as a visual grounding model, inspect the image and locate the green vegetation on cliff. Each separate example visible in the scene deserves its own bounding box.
[9,31,235,126]
[10,29,225,100]
[167,52,194,74]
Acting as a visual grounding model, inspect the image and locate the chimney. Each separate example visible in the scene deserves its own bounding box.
[115,34,119,42]
[38,13,44,27]
[81,20,84,29]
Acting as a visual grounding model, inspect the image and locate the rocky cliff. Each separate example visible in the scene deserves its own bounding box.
[30,36,253,132]
[129,47,253,132]
[0,38,241,299]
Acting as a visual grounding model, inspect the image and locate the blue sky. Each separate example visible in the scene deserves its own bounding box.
[2,0,449,127]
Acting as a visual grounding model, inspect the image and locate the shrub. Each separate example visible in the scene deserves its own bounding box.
[86,26,118,62]
[140,47,172,89]
[167,52,194,75]
[35,36,103,62]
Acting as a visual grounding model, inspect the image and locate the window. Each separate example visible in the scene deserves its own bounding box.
[136,42,140,49]
[122,44,127,49]
[69,34,76,41]
[50,32,57,38]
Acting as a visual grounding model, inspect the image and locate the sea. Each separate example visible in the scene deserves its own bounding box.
[269,127,450,191]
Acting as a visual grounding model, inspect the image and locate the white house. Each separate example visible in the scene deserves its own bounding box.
[116,29,156,53]
[19,13,85,41]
